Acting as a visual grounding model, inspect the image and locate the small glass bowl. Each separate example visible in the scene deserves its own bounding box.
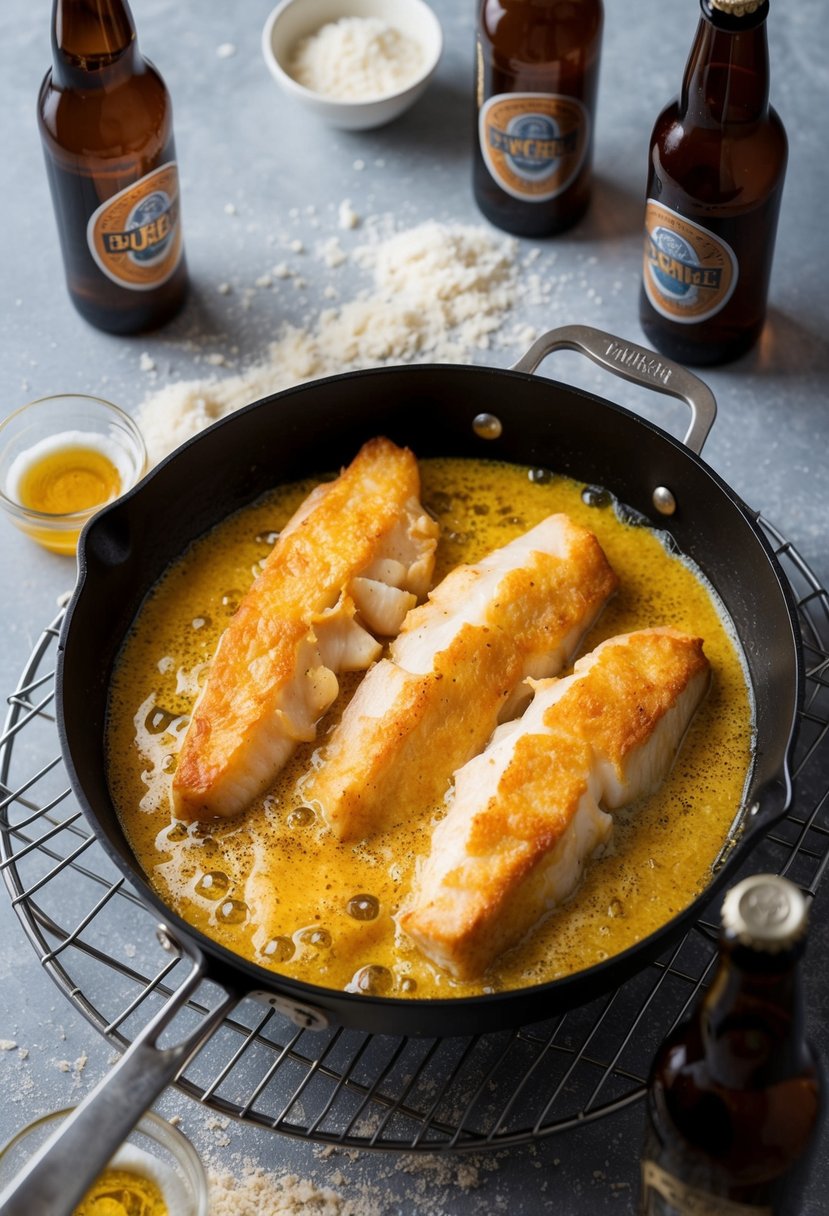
[0,393,147,556]
[0,1107,209,1215]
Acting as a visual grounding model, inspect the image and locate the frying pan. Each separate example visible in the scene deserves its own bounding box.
[1,326,802,1214]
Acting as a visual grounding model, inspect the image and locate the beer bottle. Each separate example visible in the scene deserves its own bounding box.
[37,0,188,335]
[473,0,603,237]
[639,874,823,1215]
[639,0,787,366]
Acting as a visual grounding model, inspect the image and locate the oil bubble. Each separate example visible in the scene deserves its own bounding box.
[351,965,393,996]
[346,894,379,921]
[528,467,554,485]
[221,590,242,615]
[581,485,612,509]
[195,871,230,900]
[297,927,332,949]
[287,805,316,828]
[217,898,248,925]
[262,936,295,963]
[399,977,418,994]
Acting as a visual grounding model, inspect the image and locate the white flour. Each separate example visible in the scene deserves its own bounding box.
[287,17,425,101]
[137,221,521,467]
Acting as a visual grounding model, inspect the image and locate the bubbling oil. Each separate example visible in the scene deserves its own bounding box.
[106,457,754,999]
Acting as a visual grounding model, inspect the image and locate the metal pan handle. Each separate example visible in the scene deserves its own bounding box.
[510,324,717,456]
[0,930,236,1216]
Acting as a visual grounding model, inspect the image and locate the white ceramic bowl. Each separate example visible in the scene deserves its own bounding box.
[262,0,443,130]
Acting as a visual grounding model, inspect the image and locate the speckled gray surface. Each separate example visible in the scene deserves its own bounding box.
[1,0,827,1212]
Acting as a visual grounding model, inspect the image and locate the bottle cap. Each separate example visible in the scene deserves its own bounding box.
[709,0,764,14]
[721,874,809,953]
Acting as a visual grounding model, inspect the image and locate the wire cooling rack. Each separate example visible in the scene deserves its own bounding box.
[1,517,828,1152]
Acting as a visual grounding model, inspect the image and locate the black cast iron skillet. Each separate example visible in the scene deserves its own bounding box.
[1,327,802,1214]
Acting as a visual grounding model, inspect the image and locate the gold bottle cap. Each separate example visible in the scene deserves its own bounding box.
[709,0,765,15]
[721,875,809,952]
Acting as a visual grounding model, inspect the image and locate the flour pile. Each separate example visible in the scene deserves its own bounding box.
[137,221,521,465]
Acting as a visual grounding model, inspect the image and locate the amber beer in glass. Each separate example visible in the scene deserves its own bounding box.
[38,0,188,335]
[639,875,823,1215]
[473,0,603,237]
[639,0,787,365]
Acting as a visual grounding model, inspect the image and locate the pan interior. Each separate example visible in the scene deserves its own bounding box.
[104,453,754,1002]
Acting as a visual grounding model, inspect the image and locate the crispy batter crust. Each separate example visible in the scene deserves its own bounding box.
[305,516,618,841]
[172,438,437,821]
[399,629,710,979]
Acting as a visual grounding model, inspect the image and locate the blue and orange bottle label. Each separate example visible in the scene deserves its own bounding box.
[643,200,738,324]
[479,93,588,203]
[87,162,183,292]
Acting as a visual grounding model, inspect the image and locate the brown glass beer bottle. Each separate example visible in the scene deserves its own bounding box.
[37,0,188,335]
[639,875,823,1215]
[473,0,603,237]
[639,0,787,366]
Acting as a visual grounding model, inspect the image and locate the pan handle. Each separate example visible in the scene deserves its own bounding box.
[510,324,717,456]
[0,928,237,1216]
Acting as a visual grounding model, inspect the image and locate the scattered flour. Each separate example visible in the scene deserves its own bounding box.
[202,1147,499,1216]
[137,220,520,466]
[56,1053,88,1078]
[338,199,360,230]
[208,1165,379,1216]
[287,17,425,101]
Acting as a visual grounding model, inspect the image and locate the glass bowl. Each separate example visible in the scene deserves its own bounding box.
[0,393,147,556]
[0,1107,209,1215]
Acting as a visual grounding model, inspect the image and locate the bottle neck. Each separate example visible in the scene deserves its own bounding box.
[50,0,141,89]
[701,941,809,1087]
[680,2,770,127]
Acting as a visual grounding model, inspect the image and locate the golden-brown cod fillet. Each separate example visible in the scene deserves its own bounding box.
[303,514,618,842]
[171,438,439,822]
[398,628,711,980]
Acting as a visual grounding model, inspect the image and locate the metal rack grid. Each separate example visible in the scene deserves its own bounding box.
[1,517,827,1152]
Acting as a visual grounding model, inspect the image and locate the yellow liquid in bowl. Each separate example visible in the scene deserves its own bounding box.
[14,443,122,555]
[73,1167,168,1216]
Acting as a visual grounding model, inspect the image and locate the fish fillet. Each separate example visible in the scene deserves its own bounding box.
[171,438,439,822]
[398,628,710,979]
[303,514,618,842]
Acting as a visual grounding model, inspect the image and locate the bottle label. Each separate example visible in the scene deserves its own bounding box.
[642,200,738,324]
[641,1161,772,1215]
[87,162,183,292]
[478,93,588,203]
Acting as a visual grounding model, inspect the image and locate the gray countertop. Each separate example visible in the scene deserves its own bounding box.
[1,0,827,1212]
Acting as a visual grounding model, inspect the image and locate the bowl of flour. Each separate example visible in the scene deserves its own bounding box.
[262,0,442,129]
